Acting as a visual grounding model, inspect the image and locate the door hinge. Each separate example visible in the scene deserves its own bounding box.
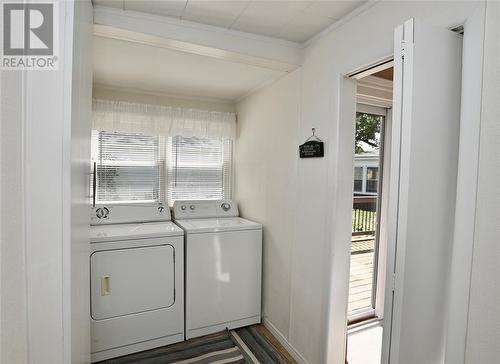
[400,40,406,59]
[392,273,396,291]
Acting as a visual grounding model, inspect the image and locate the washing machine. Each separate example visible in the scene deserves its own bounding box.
[173,200,262,339]
[90,204,184,362]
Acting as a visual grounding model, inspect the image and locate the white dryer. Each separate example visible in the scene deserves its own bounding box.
[173,200,262,339]
[90,204,184,362]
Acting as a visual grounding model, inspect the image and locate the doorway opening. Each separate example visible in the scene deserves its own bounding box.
[346,66,393,364]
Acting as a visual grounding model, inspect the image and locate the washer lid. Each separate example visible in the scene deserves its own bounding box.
[174,217,262,234]
[90,221,184,243]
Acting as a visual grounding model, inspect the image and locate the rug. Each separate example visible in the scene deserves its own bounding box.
[97,325,296,364]
[101,331,245,364]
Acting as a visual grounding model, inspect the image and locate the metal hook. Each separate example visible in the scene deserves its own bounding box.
[306,128,322,142]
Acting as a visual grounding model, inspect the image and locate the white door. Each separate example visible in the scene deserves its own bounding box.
[91,245,175,320]
[381,19,462,364]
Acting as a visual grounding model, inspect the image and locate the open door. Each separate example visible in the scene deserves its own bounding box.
[381,19,462,364]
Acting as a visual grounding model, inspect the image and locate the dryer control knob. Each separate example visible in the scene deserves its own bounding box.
[96,207,109,219]
[190,205,196,210]
[181,205,186,211]
[221,203,231,211]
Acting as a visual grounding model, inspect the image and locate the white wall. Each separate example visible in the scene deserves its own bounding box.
[0,1,92,363]
[235,2,480,364]
[235,69,300,355]
[93,86,235,113]
[464,2,500,362]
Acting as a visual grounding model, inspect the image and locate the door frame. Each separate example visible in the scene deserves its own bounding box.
[444,4,486,363]
[348,103,390,324]
[333,9,485,364]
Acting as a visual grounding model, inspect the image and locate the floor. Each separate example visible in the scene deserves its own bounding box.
[347,321,383,364]
[96,324,296,364]
[347,237,382,364]
[348,238,375,315]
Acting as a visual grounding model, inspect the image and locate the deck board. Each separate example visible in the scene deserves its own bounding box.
[348,238,375,316]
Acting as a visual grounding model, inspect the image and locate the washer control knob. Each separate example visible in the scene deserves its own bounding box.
[158,206,164,214]
[190,205,196,211]
[221,202,231,211]
[181,205,186,211]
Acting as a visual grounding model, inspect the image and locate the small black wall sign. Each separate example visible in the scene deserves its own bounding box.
[299,128,324,158]
[299,140,324,158]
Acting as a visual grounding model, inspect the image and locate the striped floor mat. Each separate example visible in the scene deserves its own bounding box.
[97,325,296,364]
[101,331,244,364]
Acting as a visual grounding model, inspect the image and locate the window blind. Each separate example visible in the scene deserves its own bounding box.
[166,136,232,206]
[91,130,165,204]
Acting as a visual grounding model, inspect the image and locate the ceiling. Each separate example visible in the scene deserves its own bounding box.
[93,0,367,43]
[93,36,285,101]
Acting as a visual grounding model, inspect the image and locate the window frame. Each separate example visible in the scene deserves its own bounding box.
[91,131,234,207]
[165,135,233,206]
[91,130,166,205]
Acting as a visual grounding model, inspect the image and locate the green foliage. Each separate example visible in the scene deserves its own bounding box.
[355,113,381,154]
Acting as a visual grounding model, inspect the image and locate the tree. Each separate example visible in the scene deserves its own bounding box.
[355,113,381,154]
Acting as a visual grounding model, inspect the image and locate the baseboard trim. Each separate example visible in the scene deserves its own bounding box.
[262,318,310,364]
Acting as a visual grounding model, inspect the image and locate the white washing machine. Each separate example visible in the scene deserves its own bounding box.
[173,200,262,339]
[90,204,184,362]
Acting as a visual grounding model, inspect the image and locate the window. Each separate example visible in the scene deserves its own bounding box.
[166,136,232,206]
[366,167,379,193]
[91,131,233,206]
[353,166,363,193]
[91,130,165,204]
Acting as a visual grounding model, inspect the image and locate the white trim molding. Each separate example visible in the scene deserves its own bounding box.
[262,318,310,364]
[303,0,380,48]
[94,24,298,73]
[93,6,302,71]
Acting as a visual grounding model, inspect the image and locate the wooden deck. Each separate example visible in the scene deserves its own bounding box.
[348,238,375,316]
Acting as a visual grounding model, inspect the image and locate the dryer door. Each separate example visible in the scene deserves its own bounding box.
[91,244,175,320]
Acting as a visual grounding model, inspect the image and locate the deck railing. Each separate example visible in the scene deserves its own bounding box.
[352,195,377,235]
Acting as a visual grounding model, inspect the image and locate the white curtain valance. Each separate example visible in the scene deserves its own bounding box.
[92,99,236,140]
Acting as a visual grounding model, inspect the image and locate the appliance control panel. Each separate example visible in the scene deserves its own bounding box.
[172,200,239,219]
[90,203,170,225]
